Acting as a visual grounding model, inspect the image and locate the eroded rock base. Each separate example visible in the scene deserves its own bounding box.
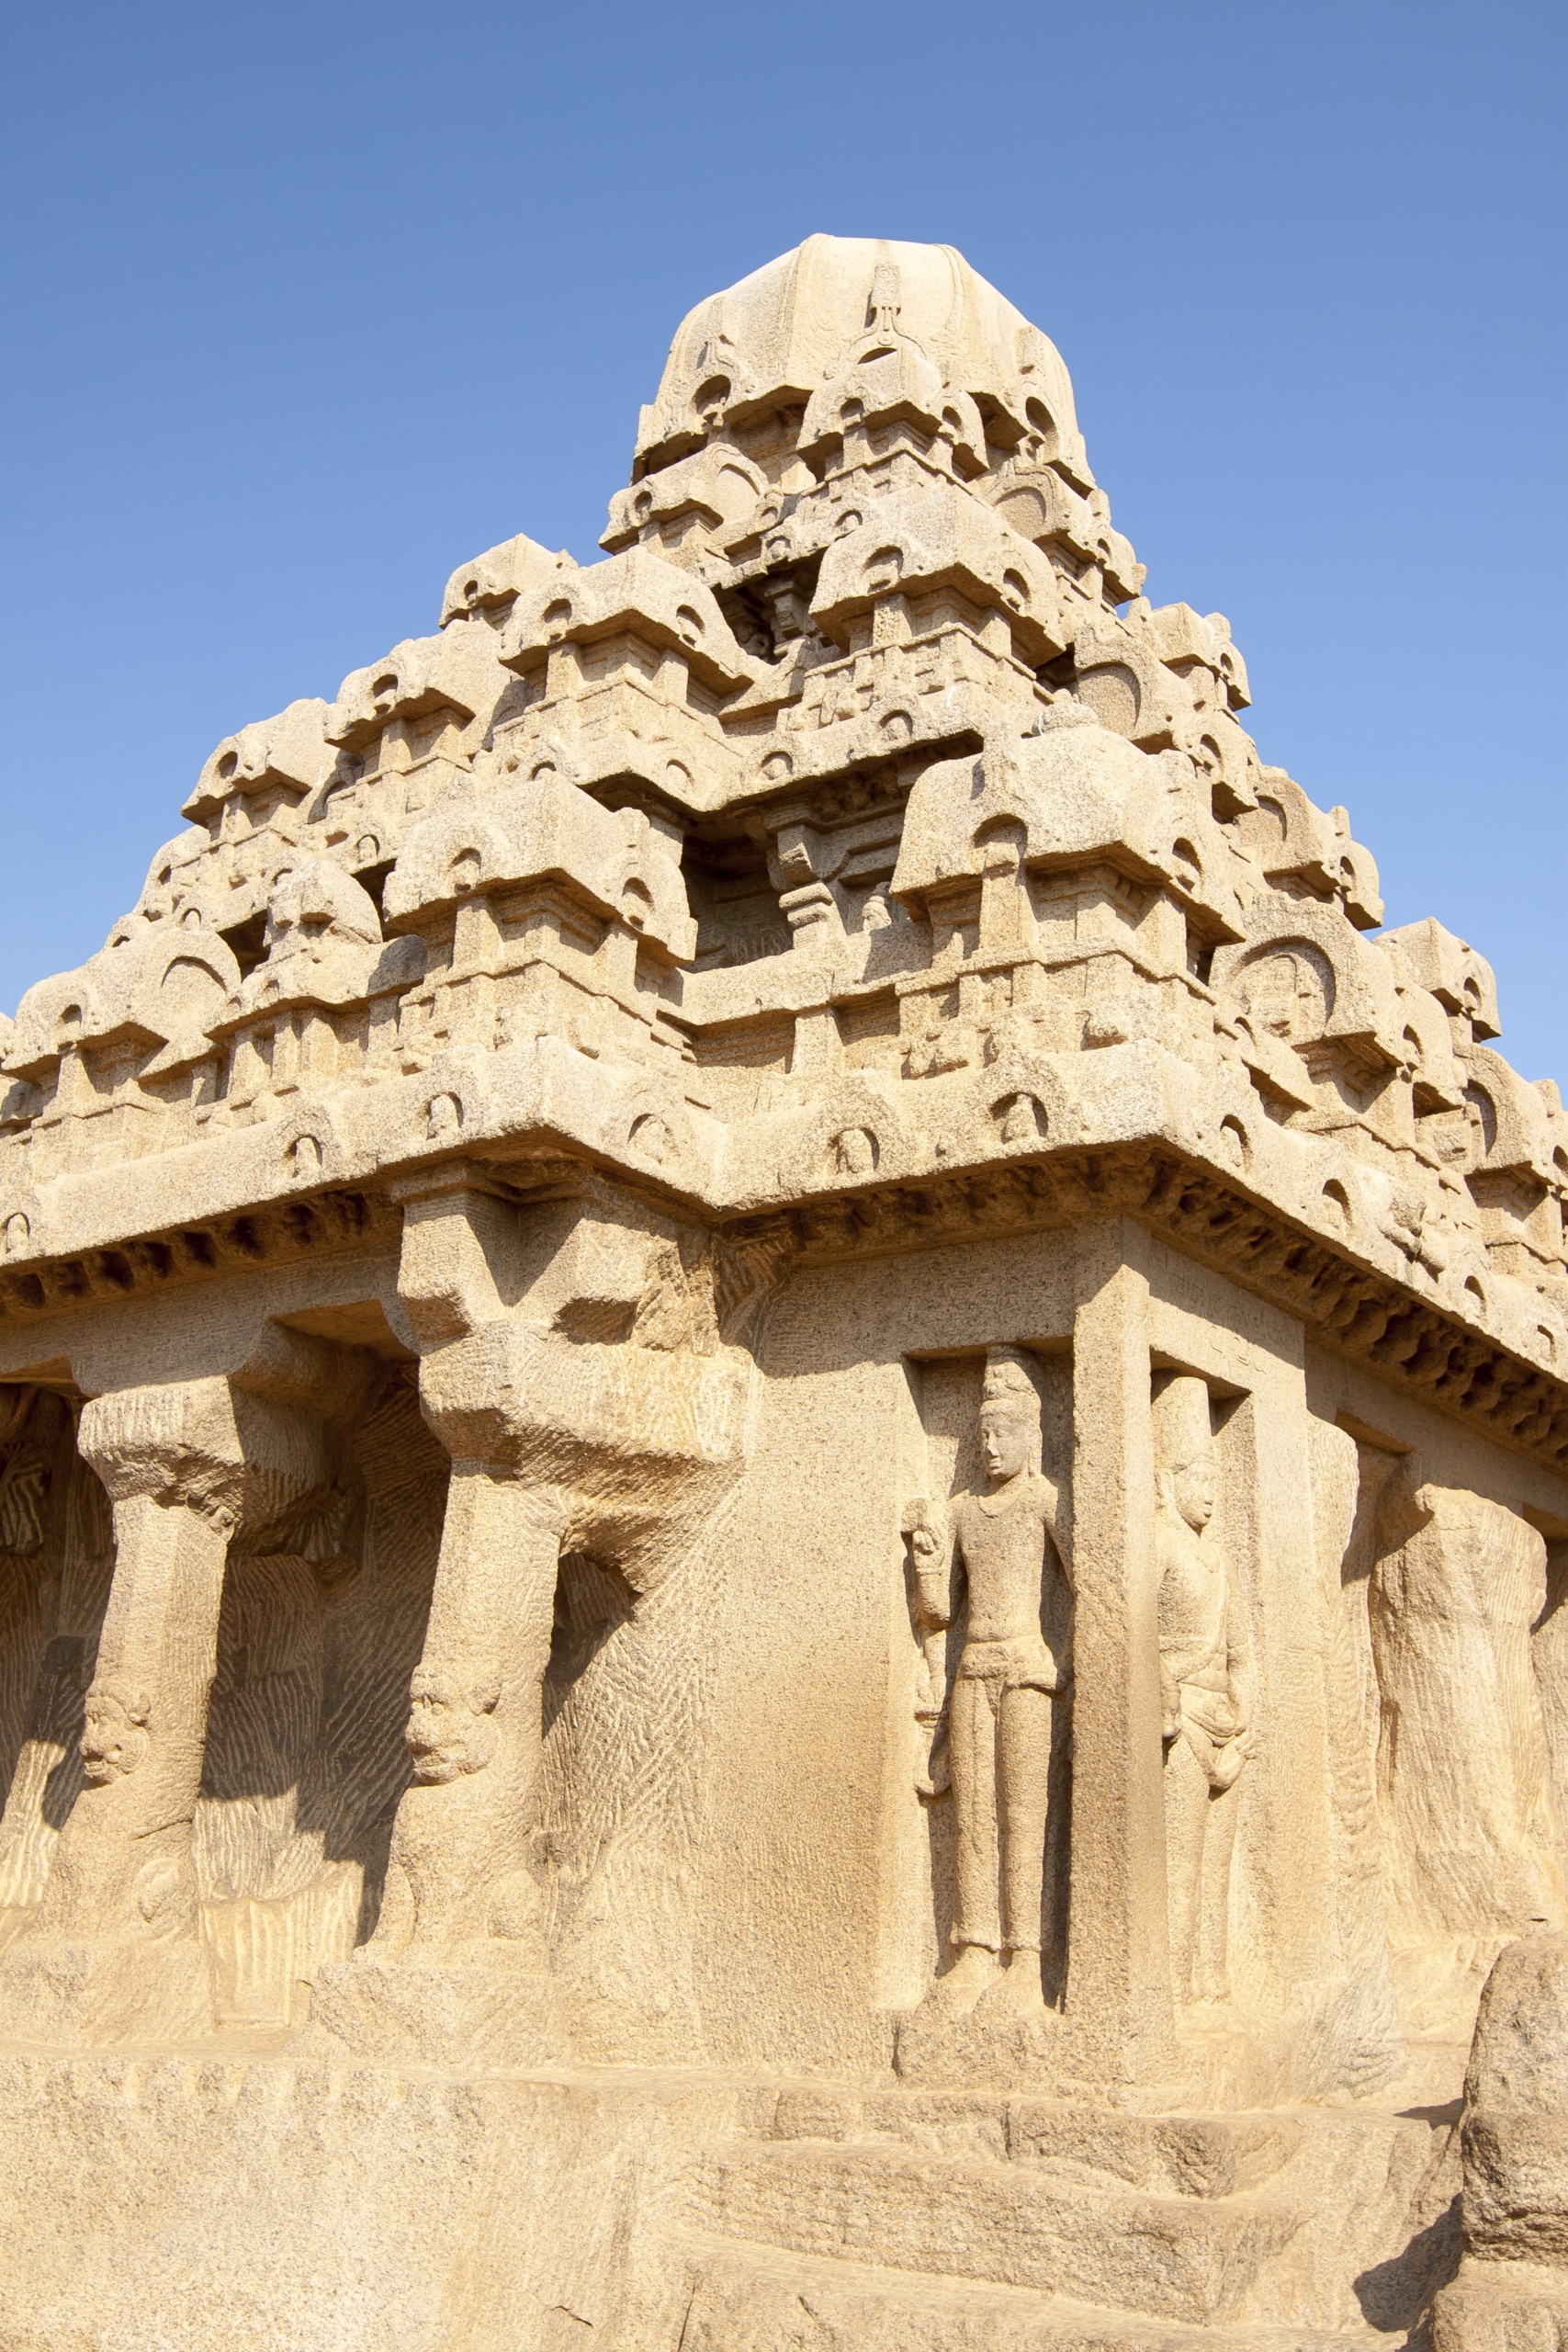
[0,2052,1461,2350]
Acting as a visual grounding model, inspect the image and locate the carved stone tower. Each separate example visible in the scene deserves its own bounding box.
[0,235,1563,2346]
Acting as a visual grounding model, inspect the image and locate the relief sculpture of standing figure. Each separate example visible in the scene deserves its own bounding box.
[911,1348,1072,2018]
[1154,1373,1255,2008]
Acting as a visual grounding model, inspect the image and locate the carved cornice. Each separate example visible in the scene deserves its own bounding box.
[0,1188,396,1326]
[721,1140,1568,1473]
[1,1136,1564,1475]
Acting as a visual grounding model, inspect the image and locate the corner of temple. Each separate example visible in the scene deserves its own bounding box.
[0,236,1562,2346]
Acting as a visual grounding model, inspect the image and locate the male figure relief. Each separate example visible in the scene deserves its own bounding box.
[912,1349,1072,2018]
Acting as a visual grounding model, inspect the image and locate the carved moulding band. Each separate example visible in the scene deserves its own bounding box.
[0,1138,1564,1474]
[721,1139,1568,1473]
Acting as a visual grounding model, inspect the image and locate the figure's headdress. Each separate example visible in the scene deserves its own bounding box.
[981,1346,1042,1419]
[1152,1372,1213,1475]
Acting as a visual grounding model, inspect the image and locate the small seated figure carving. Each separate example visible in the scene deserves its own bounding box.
[1155,1374,1255,2007]
[914,1348,1072,2018]
[405,1670,501,1784]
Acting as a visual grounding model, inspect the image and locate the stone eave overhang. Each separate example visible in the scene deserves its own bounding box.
[0,1183,400,1331]
[2,1080,1565,1475]
[717,1136,1568,1473]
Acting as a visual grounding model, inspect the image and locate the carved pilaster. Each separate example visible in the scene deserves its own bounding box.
[0,1372,335,2043]
[378,1467,567,1952]
[0,1390,89,1938]
[312,1169,750,2064]
[1064,1221,1175,2081]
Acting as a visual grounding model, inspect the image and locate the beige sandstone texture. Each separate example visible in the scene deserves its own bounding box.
[0,234,1563,2347]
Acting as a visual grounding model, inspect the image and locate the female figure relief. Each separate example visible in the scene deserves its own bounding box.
[1154,1374,1255,2008]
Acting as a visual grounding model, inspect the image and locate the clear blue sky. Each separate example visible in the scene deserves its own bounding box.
[3,3,1563,1073]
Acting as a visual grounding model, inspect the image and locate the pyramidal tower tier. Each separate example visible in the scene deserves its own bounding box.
[0,237,1553,1403]
[0,238,1564,2352]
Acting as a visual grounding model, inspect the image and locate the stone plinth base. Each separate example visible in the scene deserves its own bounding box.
[307,1949,570,2069]
[893,2001,1196,2105]
[893,1997,1412,2113]
[0,1933,214,2046]
[1431,2256,1568,2348]
[674,2237,1275,2352]
[0,2050,756,2352]
[893,1998,1080,2091]
[0,2050,1462,2350]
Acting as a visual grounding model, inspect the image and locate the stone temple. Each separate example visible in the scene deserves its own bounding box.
[0,237,1564,2348]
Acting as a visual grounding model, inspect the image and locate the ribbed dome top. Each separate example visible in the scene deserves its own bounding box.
[633,235,1080,474]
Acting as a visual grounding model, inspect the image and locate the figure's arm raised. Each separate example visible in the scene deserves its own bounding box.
[902,1498,956,1629]
[904,1499,959,1792]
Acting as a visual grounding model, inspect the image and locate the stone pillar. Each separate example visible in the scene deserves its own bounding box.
[310,1167,750,2064]
[0,1429,106,1937]
[1371,1471,1565,2021]
[1534,1536,1568,1842]
[383,1170,572,1955]
[0,1376,328,2043]
[313,1170,577,2058]
[1065,1221,1174,2081]
[383,1465,566,1951]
